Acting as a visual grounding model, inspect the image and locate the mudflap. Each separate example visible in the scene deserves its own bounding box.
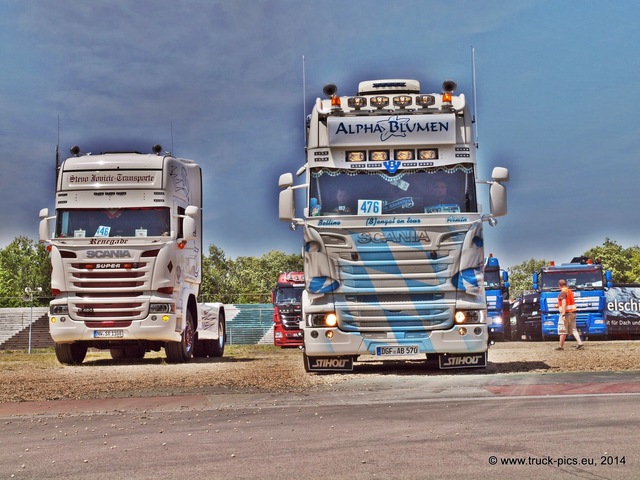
[438,352,487,369]
[304,354,354,372]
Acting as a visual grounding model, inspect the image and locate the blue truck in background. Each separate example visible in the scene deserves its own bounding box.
[484,255,510,341]
[533,256,612,340]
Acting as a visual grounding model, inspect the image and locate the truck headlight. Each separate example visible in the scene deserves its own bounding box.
[50,305,69,315]
[454,310,485,324]
[309,312,338,327]
[149,303,175,314]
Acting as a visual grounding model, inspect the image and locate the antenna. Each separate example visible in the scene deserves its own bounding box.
[302,55,307,145]
[170,121,174,154]
[471,46,479,149]
[55,115,61,181]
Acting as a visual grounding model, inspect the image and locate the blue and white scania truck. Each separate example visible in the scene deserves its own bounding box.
[278,77,509,371]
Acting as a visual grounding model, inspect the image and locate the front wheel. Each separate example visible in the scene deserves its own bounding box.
[165,309,195,363]
[55,342,88,365]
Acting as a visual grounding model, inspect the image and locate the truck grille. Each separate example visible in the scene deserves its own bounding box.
[64,259,155,321]
[281,313,302,329]
[324,228,467,332]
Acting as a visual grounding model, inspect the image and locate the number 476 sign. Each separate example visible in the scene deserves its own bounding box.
[358,200,382,216]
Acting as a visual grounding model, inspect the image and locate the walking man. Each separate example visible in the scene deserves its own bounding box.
[555,279,584,350]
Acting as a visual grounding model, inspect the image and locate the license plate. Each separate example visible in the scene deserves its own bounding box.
[93,330,124,338]
[376,345,420,356]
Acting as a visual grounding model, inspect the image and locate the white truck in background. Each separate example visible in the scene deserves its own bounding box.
[39,144,226,364]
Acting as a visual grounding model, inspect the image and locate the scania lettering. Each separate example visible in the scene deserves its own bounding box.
[533,256,612,340]
[272,271,305,347]
[279,77,509,372]
[39,144,226,364]
[86,250,132,259]
[484,254,510,341]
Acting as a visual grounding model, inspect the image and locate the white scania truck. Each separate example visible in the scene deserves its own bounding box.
[39,145,226,364]
[279,78,509,372]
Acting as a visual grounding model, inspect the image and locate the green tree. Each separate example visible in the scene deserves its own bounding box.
[200,244,233,304]
[507,258,548,299]
[199,244,303,304]
[0,236,51,307]
[583,238,636,283]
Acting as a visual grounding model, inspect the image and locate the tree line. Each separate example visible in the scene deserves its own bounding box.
[0,236,303,307]
[1,235,638,307]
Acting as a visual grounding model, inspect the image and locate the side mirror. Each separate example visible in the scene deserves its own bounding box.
[532,272,539,291]
[489,182,507,217]
[39,208,50,243]
[491,167,509,182]
[182,205,199,241]
[278,173,296,222]
[279,188,295,221]
[279,173,294,188]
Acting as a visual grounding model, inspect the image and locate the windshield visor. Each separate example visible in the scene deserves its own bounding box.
[55,207,171,238]
[308,164,477,216]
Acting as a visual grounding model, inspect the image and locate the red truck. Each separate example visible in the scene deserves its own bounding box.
[272,272,304,347]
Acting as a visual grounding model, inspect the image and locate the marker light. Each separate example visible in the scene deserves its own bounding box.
[418,148,438,160]
[442,92,453,104]
[395,149,414,161]
[178,241,186,249]
[370,150,389,162]
[347,151,366,162]
[331,95,341,108]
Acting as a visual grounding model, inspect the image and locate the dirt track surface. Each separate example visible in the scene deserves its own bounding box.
[1,341,639,404]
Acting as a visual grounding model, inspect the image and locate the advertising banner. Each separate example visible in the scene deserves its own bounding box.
[605,286,640,336]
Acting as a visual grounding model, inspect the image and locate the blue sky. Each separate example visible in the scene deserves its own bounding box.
[1,0,639,269]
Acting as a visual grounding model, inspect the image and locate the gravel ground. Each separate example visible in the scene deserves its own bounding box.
[1,341,639,403]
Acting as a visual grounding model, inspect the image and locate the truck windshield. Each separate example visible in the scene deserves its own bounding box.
[484,269,501,289]
[308,164,477,216]
[55,207,171,238]
[275,286,303,305]
[541,270,603,291]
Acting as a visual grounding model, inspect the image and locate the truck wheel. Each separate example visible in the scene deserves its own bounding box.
[55,343,88,365]
[165,309,195,363]
[110,348,126,360]
[209,312,226,358]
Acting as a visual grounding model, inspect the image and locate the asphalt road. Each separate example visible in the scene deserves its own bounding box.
[1,370,639,480]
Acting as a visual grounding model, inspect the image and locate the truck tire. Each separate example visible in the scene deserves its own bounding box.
[208,312,226,358]
[55,342,88,365]
[165,309,195,363]
[110,348,126,360]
